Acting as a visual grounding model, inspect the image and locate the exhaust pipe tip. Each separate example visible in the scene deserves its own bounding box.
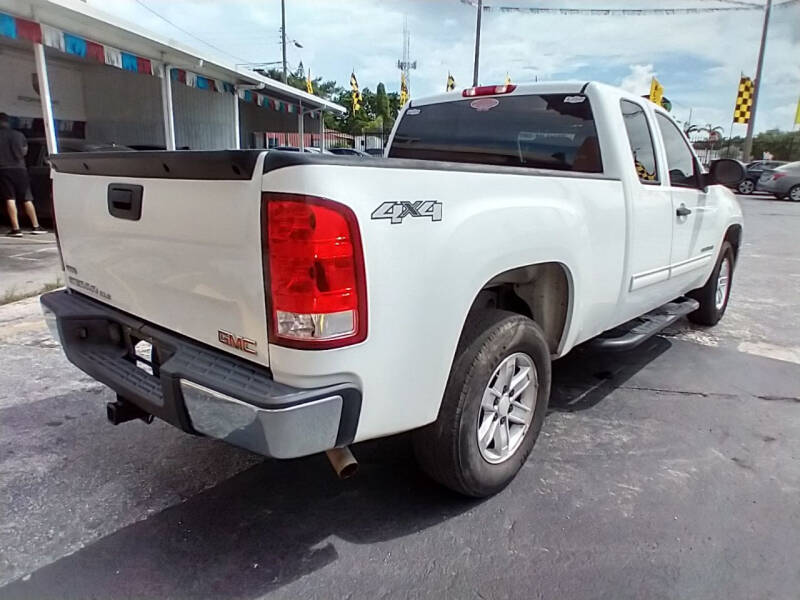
[326,447,358,479]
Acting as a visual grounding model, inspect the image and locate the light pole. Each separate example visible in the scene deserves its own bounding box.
[472,0,482,86]
[281,0,287,83]
[743,0,772,161]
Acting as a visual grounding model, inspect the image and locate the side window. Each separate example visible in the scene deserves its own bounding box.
[656,113,699,188]
[620,100,658,183]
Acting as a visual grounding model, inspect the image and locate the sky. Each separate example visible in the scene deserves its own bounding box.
[89,0,800,134]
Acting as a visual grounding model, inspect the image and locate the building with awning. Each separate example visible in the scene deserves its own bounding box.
[0,0,345,156]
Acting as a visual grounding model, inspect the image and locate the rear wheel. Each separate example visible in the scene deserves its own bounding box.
[737,179,755,194]
[687,241,735,326]
[413,310,551,497]
[789,185,800,203]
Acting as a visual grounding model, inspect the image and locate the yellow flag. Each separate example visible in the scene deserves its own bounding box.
[505,73,512,86]
[400,72,409,105]
[649,77,663,105]
[795,96,800,125]
[350,72,362,113]
[446,72,455,92]
[306,69,313,95]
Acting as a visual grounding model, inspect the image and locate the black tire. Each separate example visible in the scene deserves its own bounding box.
[413,310,551,497]
[788,185,800,203]
[687,241,735,326]
[737,179,754,194]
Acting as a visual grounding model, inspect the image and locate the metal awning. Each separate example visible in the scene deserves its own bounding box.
[0,0,346,115]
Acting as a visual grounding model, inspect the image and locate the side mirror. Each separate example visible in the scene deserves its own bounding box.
[707,159,745,187]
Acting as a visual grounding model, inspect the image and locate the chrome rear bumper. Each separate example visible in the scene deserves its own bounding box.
[40,289,361,459]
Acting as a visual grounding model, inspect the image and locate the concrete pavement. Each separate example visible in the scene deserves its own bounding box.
[0,196,798,599]
[0,227,61,303]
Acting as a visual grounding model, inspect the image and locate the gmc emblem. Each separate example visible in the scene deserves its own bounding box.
[218,330,257,355]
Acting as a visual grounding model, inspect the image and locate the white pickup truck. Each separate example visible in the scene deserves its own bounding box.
[41,81,744,497]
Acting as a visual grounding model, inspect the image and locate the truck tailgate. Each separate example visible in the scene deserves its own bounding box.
[50,151,271,367]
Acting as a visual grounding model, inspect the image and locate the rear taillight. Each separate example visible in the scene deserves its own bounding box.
[462,84,517,97]
[263,193,367,349]
[772,172,786,180]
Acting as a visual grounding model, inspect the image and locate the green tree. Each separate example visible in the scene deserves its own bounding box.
[254,65,403,136]
[752,129,800,162]
[376,83,390,123]
[261,63,339,100]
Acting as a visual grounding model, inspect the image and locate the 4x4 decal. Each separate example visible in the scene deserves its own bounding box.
[371,201,442,224]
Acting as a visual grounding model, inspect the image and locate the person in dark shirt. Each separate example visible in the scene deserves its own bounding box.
[0,113,46,237]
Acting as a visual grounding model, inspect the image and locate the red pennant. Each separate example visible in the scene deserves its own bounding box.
[136,56,152,75]
[16,18,42,43]
[86,40,105,62]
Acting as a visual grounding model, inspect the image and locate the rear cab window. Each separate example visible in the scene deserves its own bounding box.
[388,93,603,173]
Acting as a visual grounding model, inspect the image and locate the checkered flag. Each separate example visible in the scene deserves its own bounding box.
[350,72,362,113]
[733,76,753,124]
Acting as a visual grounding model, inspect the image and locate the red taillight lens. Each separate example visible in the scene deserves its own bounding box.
[264,193,367,349]
[772,172,786,180]
[462,84,517,97]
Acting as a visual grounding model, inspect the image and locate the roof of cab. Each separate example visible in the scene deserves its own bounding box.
[409,80,655,109]
[410,81,591,107]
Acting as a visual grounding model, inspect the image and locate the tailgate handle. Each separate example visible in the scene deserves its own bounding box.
[108,184,143,221]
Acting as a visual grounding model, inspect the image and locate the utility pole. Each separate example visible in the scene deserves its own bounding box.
[472,0,482,86]
[281,0,287,83]
[396,17,416,95]
[743,0,772,161]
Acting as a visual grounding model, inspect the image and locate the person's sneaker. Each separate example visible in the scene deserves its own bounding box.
[30,226,48,235]
[6,229,23,238]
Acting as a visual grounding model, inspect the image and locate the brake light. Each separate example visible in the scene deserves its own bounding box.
[263,193,367,349]
[772,172,786,180]
[462,84,517,97]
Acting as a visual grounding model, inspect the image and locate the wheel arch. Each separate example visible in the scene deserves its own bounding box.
[460,262,574,355]
[724,223,743,262]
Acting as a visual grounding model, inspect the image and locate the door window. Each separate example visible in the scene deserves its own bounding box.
[656,113,699,188]
[620,100,658,183]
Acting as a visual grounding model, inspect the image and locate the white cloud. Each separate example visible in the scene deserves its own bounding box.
[619,64,656,96]
[90,0,800,133]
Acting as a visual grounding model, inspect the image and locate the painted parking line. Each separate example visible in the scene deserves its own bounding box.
[7,248,59,259]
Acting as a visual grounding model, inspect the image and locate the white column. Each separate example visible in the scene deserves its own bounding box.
[160,64,176,150]
[33,43,57,155]
[297,101,304,151]
[232,92,240,149]
[319,110,325,149]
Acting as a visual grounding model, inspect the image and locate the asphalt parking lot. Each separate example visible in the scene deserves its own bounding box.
[0,196,798,599]
[0,230,61,302]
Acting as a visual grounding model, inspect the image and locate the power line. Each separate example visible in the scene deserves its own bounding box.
[705,0,765,7]
[133,0,250,63]
[479,0,798,15]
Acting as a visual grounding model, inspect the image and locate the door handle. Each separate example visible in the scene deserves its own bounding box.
[107,184,143,221]
[676,204,692,217]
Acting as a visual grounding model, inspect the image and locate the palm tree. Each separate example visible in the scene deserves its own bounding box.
[701,124,725,140]
[689,124,725,163]
[684,124,701,137]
